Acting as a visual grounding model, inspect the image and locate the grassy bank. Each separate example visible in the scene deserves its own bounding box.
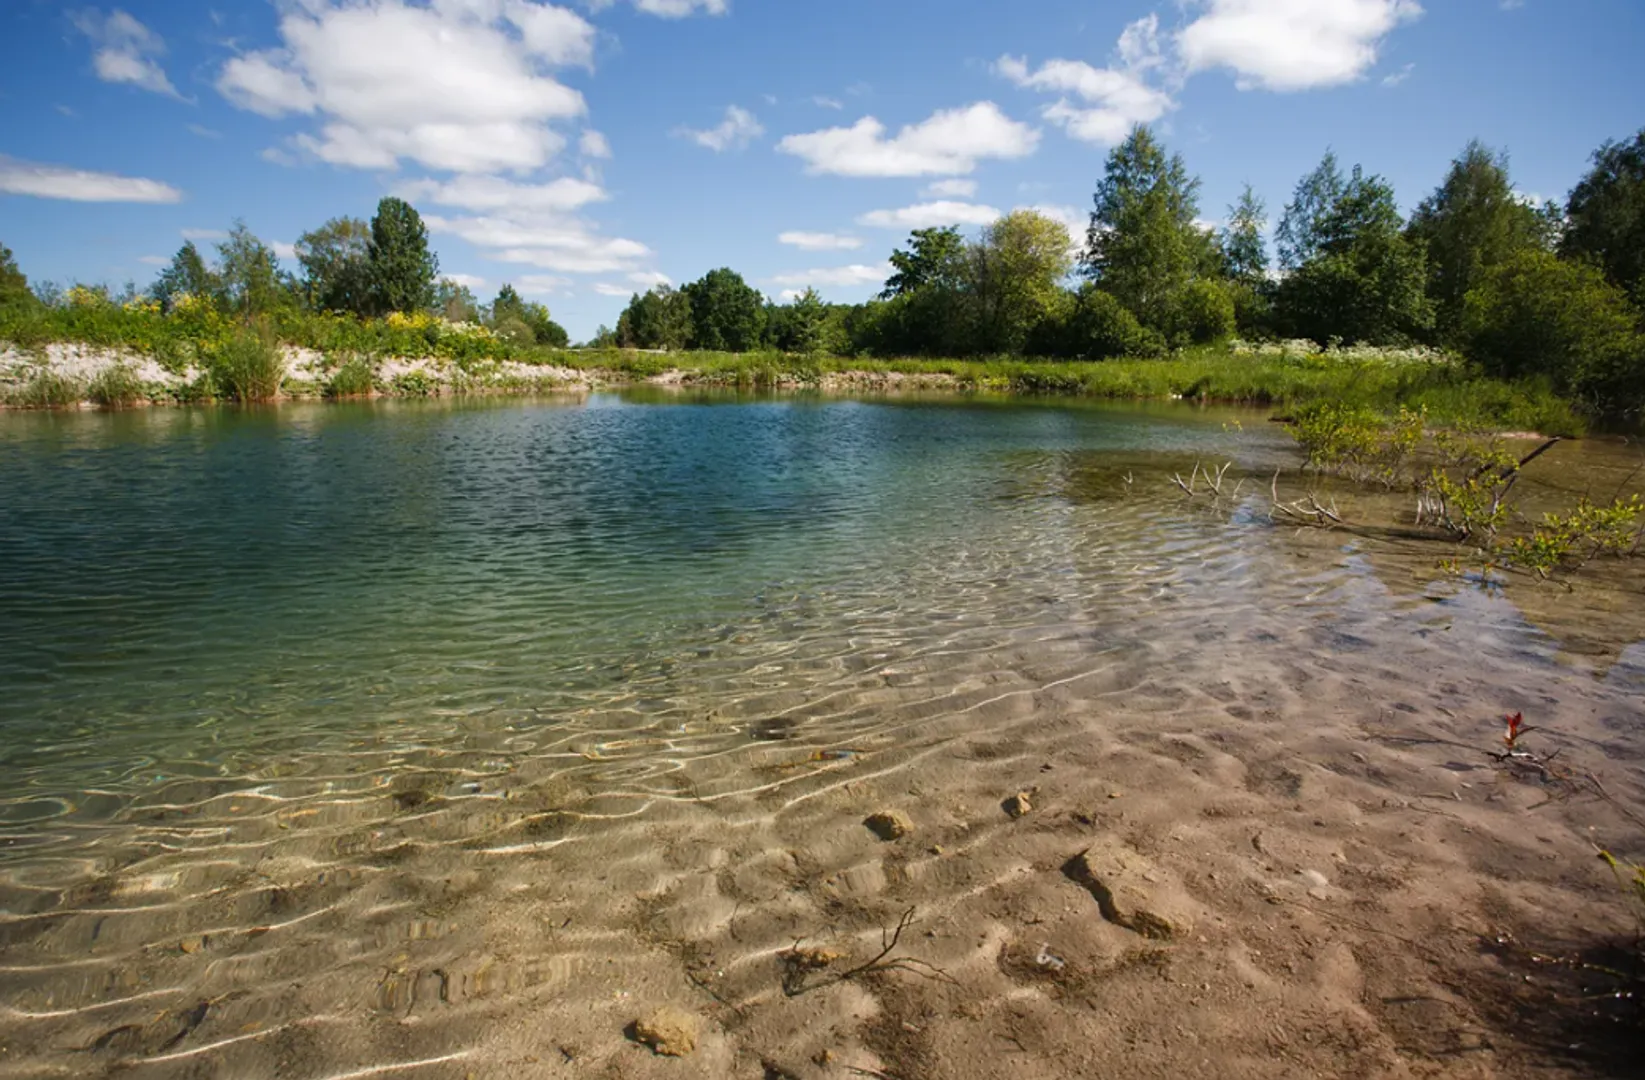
[0,302,1582,434]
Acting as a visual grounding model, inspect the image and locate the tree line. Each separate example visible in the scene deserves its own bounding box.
[0,196,569,349]
[609,126,1644,417]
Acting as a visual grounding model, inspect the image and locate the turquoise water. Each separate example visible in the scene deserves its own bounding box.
[2,393,1641,1078]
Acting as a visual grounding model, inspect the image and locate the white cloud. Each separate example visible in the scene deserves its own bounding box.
[272,241,297,260]
[0,156,182,203]
[628,270,671,287]
[778,289,805,303]
[445,273,489,290]
[73,9,181,98]
[923,178,977,199]
[1177,0,1424,91]
[137,254,168,266]
[813,95,843,110]
[585,0,728,15]
[395,174,608,213]
[771,263,892,288]
[857,200,1002,230]
[996,16,1176,147]
[778,102,1039,178]
[427,213,651,274]
[1381,62,1415,86]
[778,231,863,251]
[592,282,632,296]
[181,228,228,241]
[677,105,763,152]
[515,273,570,295]
[216,0,592,173]
[579,129,612,158]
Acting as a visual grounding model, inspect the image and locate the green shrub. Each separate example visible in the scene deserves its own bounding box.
[1460,250,1643,417]
[87,361,144,408]
[1167,279,1237,346]
[212,323,285,403]
[325,353,375,397]
[1289,401,1424,486]
[10,369,83,408]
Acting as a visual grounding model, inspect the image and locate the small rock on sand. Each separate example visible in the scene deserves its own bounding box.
[632,1007,698,1057]
[864,810,912,841]
[1003,791,1034,818]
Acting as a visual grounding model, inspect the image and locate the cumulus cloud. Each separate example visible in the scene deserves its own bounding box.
[444,273,488,290]
[770,263,893,288]
[778,231,863,251]
[73,9,181,98]
[778,102,1038,178]
[585,0,728,15]
[427,213,651,274]
[579,130,612,158]
[394,174,608,212]
[677,105,763,151]
[216,0,593,173]
[0,156,182,203]
[272,241,297,260]
[923,178,977,199]
[856,200,1003,230]
[628,270,672,287]
[996,16,1175,146]
[1177,0,1424,91]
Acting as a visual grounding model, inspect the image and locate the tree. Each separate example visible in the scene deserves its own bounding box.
[432,278,480,323]
[881,226,968,298]
[1460,249,1642,413]
[216,222,290,316]
[1562,128,1645,305]
[1274,164,1433,345]
[491,283,526,325]
[151,240,221,312]
[519,301,568,347]
[1220,185,1269,284]
[1276,151,1345,271]
[973,209,1074,354]
[617,285,693,349]
[368,196,438,315]
[295,217,372,315]
[684,268,765,351]
[1082,125,1210,331]
[1,242,35,311]
[774,287,828,353]
[1406,141,1552,336]
[1031,284,1162,359]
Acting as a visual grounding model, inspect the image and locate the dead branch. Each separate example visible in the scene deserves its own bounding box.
[781,908,955,997]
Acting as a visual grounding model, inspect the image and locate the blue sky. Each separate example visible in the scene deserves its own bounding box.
[1,0,1641,340]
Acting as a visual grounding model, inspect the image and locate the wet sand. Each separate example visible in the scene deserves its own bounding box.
[2,430,1643,1080]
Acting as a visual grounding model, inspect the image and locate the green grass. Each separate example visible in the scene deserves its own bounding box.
[6,369,83,408]
[324,353,376,398]
[213,325,285,403]
[87,361,144,408]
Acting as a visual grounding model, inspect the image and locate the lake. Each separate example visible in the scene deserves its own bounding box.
[2,394,1642,1079]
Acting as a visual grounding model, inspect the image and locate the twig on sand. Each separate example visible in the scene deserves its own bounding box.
[781,908,955,997]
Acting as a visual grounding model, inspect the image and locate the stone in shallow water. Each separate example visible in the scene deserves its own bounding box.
[864,810,912,841]
[632,1006,698,1057]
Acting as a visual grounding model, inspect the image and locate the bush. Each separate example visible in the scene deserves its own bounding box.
[1459,250,1643,417]
[325,353,375,397]
[1040,286,1164,359]
[1167,279,1236,346]
[9,369,83,408]
[87,361,143,408]
[212,323,285,403]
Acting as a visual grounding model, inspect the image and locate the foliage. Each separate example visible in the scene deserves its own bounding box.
[617,284,693,350]
[1276,151,1346,271]
[882,226,968,298]
[1506,496,1643,576]
[1289,401,1424,486]
[1561,128,1645,305]
[8,368,83,408]
[1082,125,1213,331]
[217,221,293,317]
[972,209,1076,354]
[432,278,480,323]
[1406,141,1553,336]
[325,353,376,397]
[1166,278,1236,347]
[368,197,438,315]
[1030,285,1164,359]
[1459,249,1643,414]
[151,241,221,314]
[684,268,765,352]
[772,287,829,353]
[1,242,38,312]
[296,217,373,315]
[211,322,286,403]
[87,361,144,408]
[1221,184,1270,285]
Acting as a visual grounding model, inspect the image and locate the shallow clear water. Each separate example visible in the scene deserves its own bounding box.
[1,393,1641,1078]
